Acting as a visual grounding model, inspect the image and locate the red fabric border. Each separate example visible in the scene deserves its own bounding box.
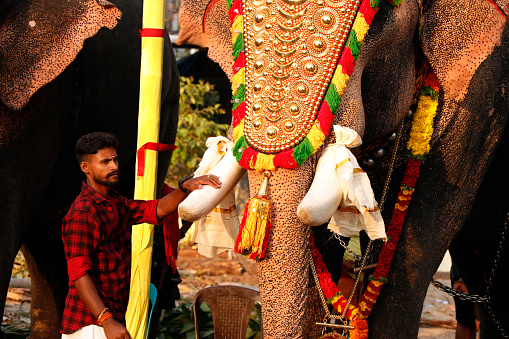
[232,101,246,127]
[316,101,333,134]
[137,142,177,176]
[338,47,355,76]
[139,28,165,38]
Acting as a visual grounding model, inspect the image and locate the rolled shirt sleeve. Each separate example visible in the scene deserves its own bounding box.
[62,208,100,283]
[119,197,161,225]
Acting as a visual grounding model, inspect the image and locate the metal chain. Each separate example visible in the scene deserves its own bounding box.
[342,240,372,317]
[431,211,509,338]
[378,120,405,213]
[482,211,509,338]
[333,234,366,262]
[430,279,487,303]
[310,120,407,328]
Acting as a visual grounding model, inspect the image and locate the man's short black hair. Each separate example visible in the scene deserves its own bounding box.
[75,132,119,163]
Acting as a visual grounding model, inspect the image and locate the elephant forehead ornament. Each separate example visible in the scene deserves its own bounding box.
[231,0,385,170]
[241,0,360,154]
[179,0,394,259]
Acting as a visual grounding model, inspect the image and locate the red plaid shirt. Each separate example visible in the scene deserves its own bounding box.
[61,182,160,334]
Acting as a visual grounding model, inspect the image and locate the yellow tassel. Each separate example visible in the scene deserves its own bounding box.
[254,153,276,171]
[234,171,272,260]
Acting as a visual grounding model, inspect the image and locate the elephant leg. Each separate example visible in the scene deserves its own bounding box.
[449,184,509,337]
[250,161,315,338]
[23,228,68,338]
[0,229,23,337]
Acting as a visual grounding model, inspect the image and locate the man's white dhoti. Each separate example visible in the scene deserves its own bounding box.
[62,325,106,339]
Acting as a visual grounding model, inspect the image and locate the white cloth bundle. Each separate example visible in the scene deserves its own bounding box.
[297,125,386,240]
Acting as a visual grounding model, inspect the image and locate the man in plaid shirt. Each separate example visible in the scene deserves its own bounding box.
[61,132,220,339]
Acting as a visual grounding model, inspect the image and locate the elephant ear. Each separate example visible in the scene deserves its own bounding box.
[420,0,507,102]
[176,0,233,79]
[0,0,122,110]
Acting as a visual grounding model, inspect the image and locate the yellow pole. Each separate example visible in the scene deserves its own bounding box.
[125,0,165,337]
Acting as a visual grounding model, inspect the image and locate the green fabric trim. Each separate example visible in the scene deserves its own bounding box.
[232,84,245,111]
[420,85,439,100]
[232,136,248,162]
[406,149,427,162]
[227,0,233,9]
[368,274,388,283]
[325,83,341,115]
[370,0,383,9]
[293,138,314,166]
[233,33,244,60]
[347,30,360,61]
[400,184,414,191]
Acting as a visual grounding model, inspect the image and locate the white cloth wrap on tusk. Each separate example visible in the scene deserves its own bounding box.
[297,125,386,241]
[178,136,246,257]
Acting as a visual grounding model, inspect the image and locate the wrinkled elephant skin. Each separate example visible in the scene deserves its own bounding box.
[177,0,509,338]
[0,0,180,337]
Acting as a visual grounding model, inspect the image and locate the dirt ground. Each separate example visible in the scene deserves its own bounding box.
[176,247,458,338]
[3,247,458,338]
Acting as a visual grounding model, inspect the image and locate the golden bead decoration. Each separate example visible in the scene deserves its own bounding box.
[254,83,263,92]
[253,119,262,129]
[284,120,295,131]
[255,37,264,46]
[255,13,265,23]
[253,102,262,112]
[304,62,317,74]
[297,84,308,94]
[289,103,300,115]
[313,39,324,51]
[267,127,277,138]
[321,14,332,26]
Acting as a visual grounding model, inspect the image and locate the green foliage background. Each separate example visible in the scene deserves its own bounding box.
[166,77,230,186]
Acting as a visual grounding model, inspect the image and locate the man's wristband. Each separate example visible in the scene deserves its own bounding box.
[98,312,113,326]
[178,176,192,194]
[97,307,112,325]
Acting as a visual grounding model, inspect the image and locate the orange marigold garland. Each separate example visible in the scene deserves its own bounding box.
[311,70,440,338]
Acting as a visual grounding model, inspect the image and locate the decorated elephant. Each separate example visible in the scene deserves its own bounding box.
[177,0,509,337]
[0,0,179,337]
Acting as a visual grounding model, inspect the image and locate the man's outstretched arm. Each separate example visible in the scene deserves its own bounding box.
[156,175,221,219]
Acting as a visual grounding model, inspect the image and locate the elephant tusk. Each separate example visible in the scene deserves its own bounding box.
[179,147,246,221]
[296,142,344,226]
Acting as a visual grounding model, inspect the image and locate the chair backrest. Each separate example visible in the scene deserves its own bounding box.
[146,283,157,339]
[193,285,261,339]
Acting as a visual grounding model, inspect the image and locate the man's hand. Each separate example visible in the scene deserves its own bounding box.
[182,175,221,192]
[156,175,222,219]
[453,280,469,294]
[102,317,132,339]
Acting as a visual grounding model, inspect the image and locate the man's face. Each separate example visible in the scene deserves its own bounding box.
[83,147,120,188]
